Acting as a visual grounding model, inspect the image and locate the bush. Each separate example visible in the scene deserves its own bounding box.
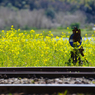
[70,23,80,29]
[45,8,55,19]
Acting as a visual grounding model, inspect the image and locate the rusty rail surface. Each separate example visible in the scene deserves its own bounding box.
[0,67,95,94]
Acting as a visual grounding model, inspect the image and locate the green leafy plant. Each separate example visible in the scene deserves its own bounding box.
[70,23,80,29]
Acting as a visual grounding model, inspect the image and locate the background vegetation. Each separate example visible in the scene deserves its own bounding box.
[0,0,95,29]
[0,27,95,67]
[0,0,95,67]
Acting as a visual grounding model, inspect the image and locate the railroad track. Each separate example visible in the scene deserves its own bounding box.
[0,67,95,94]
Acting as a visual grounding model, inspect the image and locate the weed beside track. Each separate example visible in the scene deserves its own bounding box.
[0,27,95,66]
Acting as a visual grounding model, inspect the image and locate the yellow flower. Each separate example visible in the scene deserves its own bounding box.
[67,27,69,29]
[50,34,53,36]
[0,26,95,67]
[92,34,94,37]
[76,31,78,33]
[77,41,80,45]
[18,29,20,31]
[49,31,51,33]
[11,25,14,27]
[56,36,59,39]
[30,30,35,33]
[85,34,87,36]
[2,30,4,32]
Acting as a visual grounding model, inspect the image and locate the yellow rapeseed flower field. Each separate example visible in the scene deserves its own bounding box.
[0,26,95,67]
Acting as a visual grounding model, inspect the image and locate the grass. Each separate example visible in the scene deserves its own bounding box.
[18,28,95,37]
[0,27,95,67]
[0,28,94,38]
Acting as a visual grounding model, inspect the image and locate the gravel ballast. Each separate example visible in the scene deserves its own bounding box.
[0,77,95,84]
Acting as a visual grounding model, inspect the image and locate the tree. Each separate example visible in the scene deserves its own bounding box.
[45,8,55,19]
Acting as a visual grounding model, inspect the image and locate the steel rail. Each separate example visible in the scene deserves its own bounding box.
[0,84,95,94]
[0,71,95,74]
[0,67,95,72]
[0,84,95,87]
[0,67,95,94]
[0,67,95,78]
